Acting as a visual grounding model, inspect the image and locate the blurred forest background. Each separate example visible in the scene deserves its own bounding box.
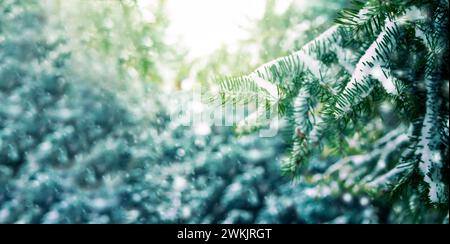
[0,0,448,224]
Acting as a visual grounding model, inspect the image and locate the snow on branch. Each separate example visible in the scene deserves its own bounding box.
[333,8,428,119]
[251,25,340,84]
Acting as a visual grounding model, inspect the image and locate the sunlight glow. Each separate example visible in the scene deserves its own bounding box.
[165,0,267,59]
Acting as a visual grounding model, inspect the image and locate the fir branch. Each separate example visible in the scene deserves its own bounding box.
[413,12,448,203]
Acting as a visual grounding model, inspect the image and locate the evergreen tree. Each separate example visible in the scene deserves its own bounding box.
[215,0,449,222]
[0,0,384,224]
[1,0,447,224]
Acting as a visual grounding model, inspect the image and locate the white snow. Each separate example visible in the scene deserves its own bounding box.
[249,74,280,100]
[356,7,370,20]
[251,25,339,82]
[45,211,60,222]
[399,7,427,24]
[229,182,242,193]
[293,87,309,129]
[194,122,211,136]
[335,14,410,115]
[359,197,369,206]
[331,43,355,74]
[126,210,140,222]
[371,66,398,95]
[419,122,443,203]
[173,176,188,191]
[39,141,52,153]
[415,26,445,203]
[342,193,352,203]
[0,209,10,222]
[297,51,324,79]
[92,198,109,210]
